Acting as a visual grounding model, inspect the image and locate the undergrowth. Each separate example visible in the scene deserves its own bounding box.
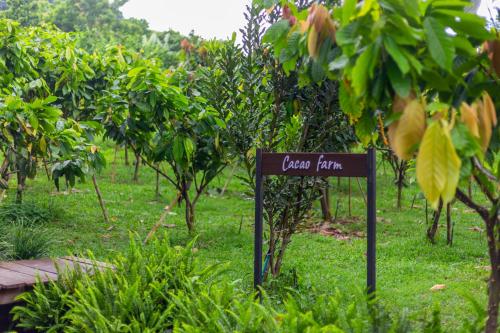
[10,233,488,332]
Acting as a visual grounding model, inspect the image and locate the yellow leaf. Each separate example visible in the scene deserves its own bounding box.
[308,25,320,59]
[392,100,426,160]
[459,102,479,137]
[430,284,446,291]
[440,124,461,204]
[307,4,335,59]
[39,136,47,153]
[90,145,98,154]
[482,92,497,126]
[477,100,493,151]
[417,122,446,207]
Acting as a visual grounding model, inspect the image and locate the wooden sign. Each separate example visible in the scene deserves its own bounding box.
[254,149,377,296]
[261,152,368,177]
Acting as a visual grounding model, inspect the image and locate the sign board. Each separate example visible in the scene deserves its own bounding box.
[254,149,377,295]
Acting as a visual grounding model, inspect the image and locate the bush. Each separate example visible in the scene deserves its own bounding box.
[0,219,52,260]
[12,234,221,332]
[11,234,486,332]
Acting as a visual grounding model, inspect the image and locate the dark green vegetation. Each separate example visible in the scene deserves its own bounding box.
[10,232,447,332]
[2,143,492,328]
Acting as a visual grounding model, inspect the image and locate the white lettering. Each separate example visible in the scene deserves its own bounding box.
[282,155,290,171]
[282,155,312,172]
[317,154,343,172]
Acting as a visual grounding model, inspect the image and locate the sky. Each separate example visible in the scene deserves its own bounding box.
[121,0,499,41]
[121,0,251,40]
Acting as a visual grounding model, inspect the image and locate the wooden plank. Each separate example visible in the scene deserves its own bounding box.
[62,256,114,270]
[261,152,368,177]
[0,262,57,282]
[0,268,35,290]
[15,259,58,274]
[0,257,112,308]
[0,287,27,305]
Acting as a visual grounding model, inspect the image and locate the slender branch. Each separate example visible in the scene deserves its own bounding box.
[455,188,489,220]
[142,156,179,191]
[473,157,499,183]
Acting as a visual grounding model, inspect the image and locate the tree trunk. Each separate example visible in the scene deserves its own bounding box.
[155,167,160,200]
[133,153,140,182]
[397,178,404,210]
[455,189,499,332]
[42,158,51,181]
[111,145,118,183]
[396,160,407,210]
[320,185,332,222]
[124,144,130,166]
[485,215,499,333]
[272,232,292,277]
[92,175,109,224]
[182,180,195,233]
[15,171,26,204]
[446,203,452,245]
[185,197,195,233]
[427,199,443,243]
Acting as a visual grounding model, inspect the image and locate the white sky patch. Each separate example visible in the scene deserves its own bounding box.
[121,0,251,40]
[121,0,499,40]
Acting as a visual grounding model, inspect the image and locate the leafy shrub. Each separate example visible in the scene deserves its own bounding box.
[0,201,58,226]
[0,220,52,259]
[11,234,486,332]
[12,234,222,332]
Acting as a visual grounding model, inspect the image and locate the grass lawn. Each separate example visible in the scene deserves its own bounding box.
[3,140,492,328]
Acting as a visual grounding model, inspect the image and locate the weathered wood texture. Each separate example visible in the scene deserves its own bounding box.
[0,257,112,304]
[0,256,111,330]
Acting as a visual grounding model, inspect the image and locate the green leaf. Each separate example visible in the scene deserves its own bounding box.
[329,55,349,71]
[383,37,410,74]
[431,9,491,40]
[352,44,378,96]
[423,17,455,71]
[342,0,357,25]
[263,20,290,44]
[387,63,411,97]
[127,66,144,78]
[310,60,325,82]
[44,96,58,104]
[339,82,361,120]
[184,138,195,161]
[173,137,184,163]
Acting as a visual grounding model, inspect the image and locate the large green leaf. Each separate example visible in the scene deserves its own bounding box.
[173,136,184,163]
[342,0,357,25]
[352,44,378,96]
[423,17,455,71]
[383,37,410,74]
[263,20,290,44]
[387,62,411,97]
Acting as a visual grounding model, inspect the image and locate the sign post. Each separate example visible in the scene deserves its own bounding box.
[254,149,377,295]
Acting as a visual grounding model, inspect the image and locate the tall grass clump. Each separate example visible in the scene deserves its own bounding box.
[0,201,59,226]
[0,220,52,259]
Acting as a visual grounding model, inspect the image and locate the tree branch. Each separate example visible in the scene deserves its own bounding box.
[455,188,490,220]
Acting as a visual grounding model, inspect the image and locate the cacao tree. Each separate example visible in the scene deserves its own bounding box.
[259,0,499,330]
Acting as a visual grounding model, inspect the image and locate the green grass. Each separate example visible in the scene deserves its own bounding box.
[1,141,491,328]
